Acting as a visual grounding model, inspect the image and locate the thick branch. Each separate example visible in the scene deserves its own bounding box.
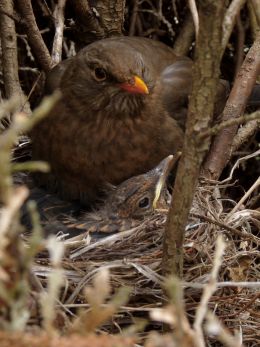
[16,0,52,72]
[162,1,225,277]
[0,0,31,114]
[69,0,105,46]
[69,0,124,47]
[202,33,260,180]
[95,0,125,36]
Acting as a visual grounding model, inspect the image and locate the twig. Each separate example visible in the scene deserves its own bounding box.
[220,148,260,184]
[232,119,260,152]
[250,0,260,26]
[188,0,199,39]
[173,13,194,56]
[191,212,260,245]
[222,0,247,56]
[199,110,260,139]
[129,0,139,36]
[69,0,105,47]
[16,0,52,72]
[218,292,260,318]
[227,176,260,216]
[51,0,67,65]
[202,32,260,180]
[235,13,245,77]
[0,0,31,114]
[248,1,259,40]
[69,224,145,259]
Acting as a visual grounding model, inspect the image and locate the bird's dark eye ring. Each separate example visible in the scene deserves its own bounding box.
[138,197,150,209]
[94,67,107,81]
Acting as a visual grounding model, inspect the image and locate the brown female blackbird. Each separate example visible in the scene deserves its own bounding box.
[31,37,227,205]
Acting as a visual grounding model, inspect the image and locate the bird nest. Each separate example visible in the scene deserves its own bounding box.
[32,178,260,345]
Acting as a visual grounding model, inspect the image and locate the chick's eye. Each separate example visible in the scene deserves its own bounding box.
[138,197,150,209]
[94,67,107,81]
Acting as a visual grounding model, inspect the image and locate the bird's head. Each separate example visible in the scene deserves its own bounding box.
[68,155,176,235]
[61,39,152,119]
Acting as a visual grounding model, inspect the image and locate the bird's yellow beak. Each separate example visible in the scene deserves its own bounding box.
[120,76,149,95]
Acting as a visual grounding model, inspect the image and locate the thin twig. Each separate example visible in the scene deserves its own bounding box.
[220,148,260,184]
[227,176,260,216]
[16,0,52,72]
[188,0,199,39]
[51,0,67,65]
[222,0,247,56]
[199,110,260,139]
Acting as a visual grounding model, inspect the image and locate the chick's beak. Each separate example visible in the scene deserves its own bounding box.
[119,76,149,95]
[152,153,181,209]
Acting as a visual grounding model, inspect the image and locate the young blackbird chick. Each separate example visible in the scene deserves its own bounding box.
[66,154,175,236]
[23,155,175,238]
[31,37,228,205]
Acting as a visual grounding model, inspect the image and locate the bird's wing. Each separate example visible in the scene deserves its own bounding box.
[158,59,193,130]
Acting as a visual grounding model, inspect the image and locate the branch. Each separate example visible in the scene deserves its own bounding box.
[234,13,245,76]
[221,0,247,56]
[232,119,260,152]
[248,1,259,40]
[162,1,225,277]
[188,0,199,39]
[250,0,260,26]
[69,0,125,47]
[0,0,31,114]
[173,13,195,56]
[199,110,260,139]
[69,0,105,43]
[95,0,125,36]
[202,33,260,180]
[16,0,52,72]
[51,0,67,65]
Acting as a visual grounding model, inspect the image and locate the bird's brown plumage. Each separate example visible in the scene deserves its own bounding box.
[23,155,174,238]
[31,37,228,205]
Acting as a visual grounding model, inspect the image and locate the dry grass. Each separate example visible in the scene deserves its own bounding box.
[31,178,260,346]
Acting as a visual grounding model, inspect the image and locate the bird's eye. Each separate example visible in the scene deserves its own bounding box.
[94,67,107,81]
[138,197,150,209]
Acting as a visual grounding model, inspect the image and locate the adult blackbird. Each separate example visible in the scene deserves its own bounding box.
[31,37,227,204]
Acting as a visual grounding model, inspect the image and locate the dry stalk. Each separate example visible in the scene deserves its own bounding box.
[40,237,65,335]
[193,236,226,347]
